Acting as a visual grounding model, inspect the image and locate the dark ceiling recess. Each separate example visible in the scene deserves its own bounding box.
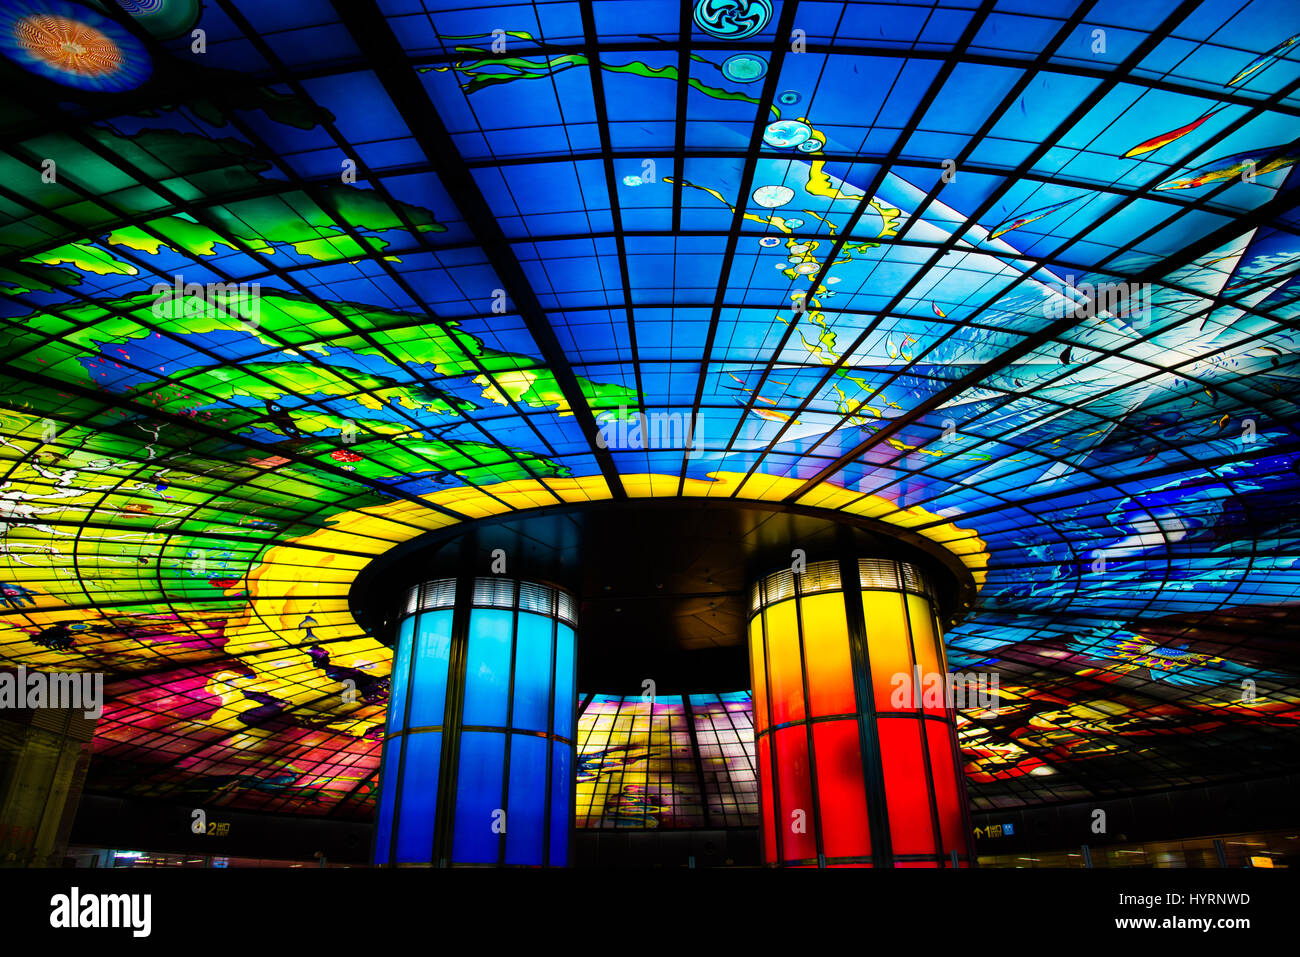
[350,499,972,694]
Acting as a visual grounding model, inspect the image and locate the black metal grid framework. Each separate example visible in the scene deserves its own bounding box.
[0,0,1294,819]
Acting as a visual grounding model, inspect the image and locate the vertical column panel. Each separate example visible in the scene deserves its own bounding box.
[811,720,871,859]
[878,718,937,858]
[905,594,946,717]
[452,731,506,863]
[395,733,441,863]
[549,740,570,866]
[461,608,512,727]
[862,590,911,714]
[386,616,416,733]
[925,720,967,857]
[800,592,856,717]
[505,733,548,865]
[749,558,974,868]
[512,612,553,732]
[409,609,453,727]
[774,724,816,862]
[553,622,575,740]
[757,732,778,864]
[765,600,805,725]
[747,615,768,733]
[376,578,577,867]
[373,736,403,865]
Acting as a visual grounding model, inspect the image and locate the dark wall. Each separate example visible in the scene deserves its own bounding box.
[971,772,1300,855]
[70,794,373,864]
[72,794,762,867]
[573,827,760,868]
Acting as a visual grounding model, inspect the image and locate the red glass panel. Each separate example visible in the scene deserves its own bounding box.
[774,725,817,862]
[811,719,870,858]
[758,733,777,864]
[925,719,967,856]
[878,717,937,856]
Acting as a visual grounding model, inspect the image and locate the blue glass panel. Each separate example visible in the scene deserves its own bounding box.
[452,731,506,864]
[373,735,402,865]
[504,733,548,866]
[394,732,441,864]
[550,742,571,867]
[409,609,453,727]
[461,609,514,727]
[387,615,415,733]
[553,623,576,739]
[511,612,553,733]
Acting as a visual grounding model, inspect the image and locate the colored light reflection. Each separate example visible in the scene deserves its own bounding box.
[574,692,760,828]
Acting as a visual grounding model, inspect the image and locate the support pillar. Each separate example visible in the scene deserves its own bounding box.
[747,555,974,867]
[374,576,576,866]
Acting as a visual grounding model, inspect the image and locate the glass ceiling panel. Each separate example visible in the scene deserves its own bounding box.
[0,0,1296,816]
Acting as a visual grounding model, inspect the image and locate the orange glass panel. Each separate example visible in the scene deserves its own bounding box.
[906,593,946,716]
[748,614,769,733]
[925,719,967,856]
[765,600,805,725]
[862,590,911,714]
[774,725,817,862]
[800,592,857,717]
[878,717,937,856]
[811,719,870,859]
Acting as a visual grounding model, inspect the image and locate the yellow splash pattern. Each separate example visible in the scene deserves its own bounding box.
[0,465,987,739]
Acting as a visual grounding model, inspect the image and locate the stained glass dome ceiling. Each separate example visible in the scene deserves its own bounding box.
[1,0,1298,820]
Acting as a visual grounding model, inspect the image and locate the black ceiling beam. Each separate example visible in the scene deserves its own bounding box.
[719,0,1015,479]
[780,0,1280,502]
[577,0,645,417]
[407,41,1300,117]
[331,0,625,498]
[676,0,802,496]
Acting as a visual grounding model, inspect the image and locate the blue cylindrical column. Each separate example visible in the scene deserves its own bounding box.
[374,576,577,867]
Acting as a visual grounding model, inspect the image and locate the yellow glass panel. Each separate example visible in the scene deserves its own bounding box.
[764,599,805,725]
[800,592,857,717]
[749,614,769,733]
[862,590,911,714]
[906,593,945,716]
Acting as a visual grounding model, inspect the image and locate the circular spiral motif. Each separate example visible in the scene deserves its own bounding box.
[777,90,802,105]
[693,0,773,41]
[0,1,150,91]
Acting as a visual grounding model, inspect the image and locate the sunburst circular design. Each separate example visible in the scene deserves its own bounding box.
[0,0,150,91]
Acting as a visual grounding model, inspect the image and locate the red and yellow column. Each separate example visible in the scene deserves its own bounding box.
[748,556,973,867]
